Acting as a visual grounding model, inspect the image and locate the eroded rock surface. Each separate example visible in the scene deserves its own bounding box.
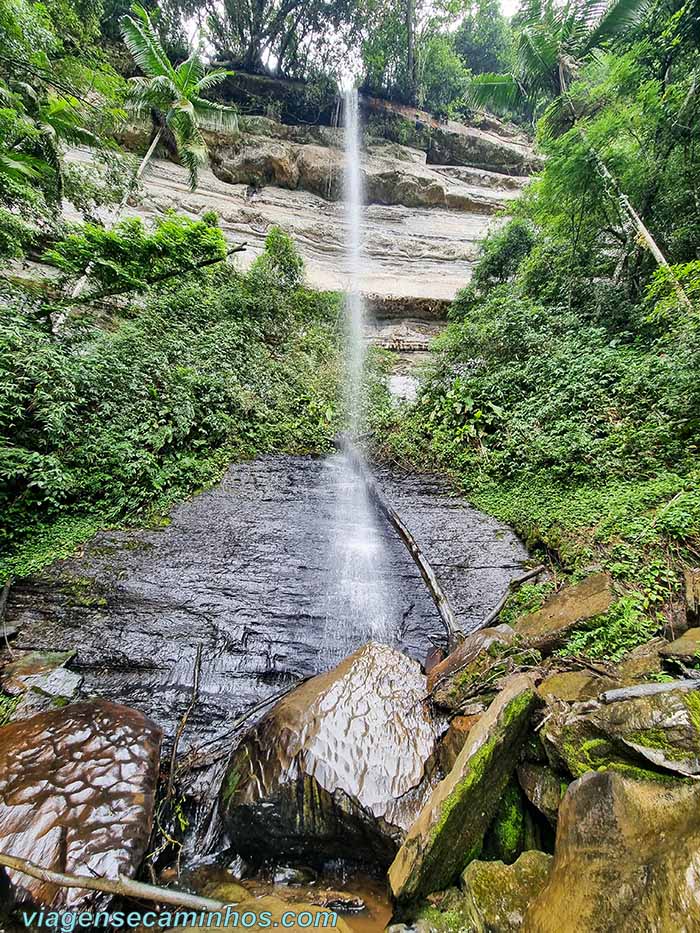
[525,772,700,932]
[7,456,526,754]
[389,673,538,905]
[0,699,161,907]
[221,642,439,866]
[515,573,614,652]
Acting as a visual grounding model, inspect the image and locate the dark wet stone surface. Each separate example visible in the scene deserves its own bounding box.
[0,699,161,907]
[6,455,527,757]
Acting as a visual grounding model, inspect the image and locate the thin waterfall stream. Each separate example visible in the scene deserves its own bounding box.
[319,89,396,664]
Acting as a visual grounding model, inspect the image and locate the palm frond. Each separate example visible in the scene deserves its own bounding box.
[583,0,653,52]
[193,69,235,95]
[176,48,206,91]
[0,151,49,182]
[126,74,179,112]
[192,97,238,133]
[175,133,207,190]
[466,72,524,113]
[120,4,175,79]
[518,25,560,89]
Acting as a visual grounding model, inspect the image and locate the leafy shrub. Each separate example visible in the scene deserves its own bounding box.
[0,231,341,573]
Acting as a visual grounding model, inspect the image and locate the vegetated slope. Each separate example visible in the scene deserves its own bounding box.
[374,2,700,660]
[0,228,341,578]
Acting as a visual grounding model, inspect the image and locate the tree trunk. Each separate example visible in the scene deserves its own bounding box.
[406,0,415,103]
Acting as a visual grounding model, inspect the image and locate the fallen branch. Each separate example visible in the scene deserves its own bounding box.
[0,579,14,657]
[0,852,235,911]
[472,564,547,633]
[344,443,465,650]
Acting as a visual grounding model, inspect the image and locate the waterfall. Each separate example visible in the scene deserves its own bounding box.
[317,89,396,666]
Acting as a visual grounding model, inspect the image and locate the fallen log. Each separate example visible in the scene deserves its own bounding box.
[0,852,237,910]
[344,443,465,650]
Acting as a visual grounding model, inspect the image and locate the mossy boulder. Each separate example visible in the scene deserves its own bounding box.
[542,680,700,778]
[221,642,439,867]
[482,779,537,863]
[537,669,616,703]
[428,628,539,712]
[525,771,700,931]
[460,851,552,932]
[388,674,538,906]
[515,573,614,653]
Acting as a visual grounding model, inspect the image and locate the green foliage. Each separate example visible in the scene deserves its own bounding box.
[499,581,556,626]
[120,3,238,189]
[454,0,512,76]
[561,595,659,661]
[44,211,228,296]
[0,235,341,576]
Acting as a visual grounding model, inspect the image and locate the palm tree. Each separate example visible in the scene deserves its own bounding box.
[60,5,239,317]
[120,3,239,192]
[466,0,690,304]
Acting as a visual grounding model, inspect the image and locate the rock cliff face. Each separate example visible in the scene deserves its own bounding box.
[76,105,533,356]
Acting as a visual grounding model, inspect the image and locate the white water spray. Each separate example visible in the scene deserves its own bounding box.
[317,89,396,665]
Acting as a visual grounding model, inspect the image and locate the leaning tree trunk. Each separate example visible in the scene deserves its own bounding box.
[558,71,692,310]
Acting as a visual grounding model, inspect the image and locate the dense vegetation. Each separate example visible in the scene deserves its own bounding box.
[375,0,700,659]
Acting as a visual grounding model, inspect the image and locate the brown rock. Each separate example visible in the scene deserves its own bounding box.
[388,674,538,905]
[525,772,700,932]
[516,763,564,824]
[613,637,666,682]
[427,625,516,709]
[515,574,614,652]
[461,851,553,932]
[221,642,440,866]
[537,669,616,703]
[661,627,700,663]
[438,715,482,772]
[0,700,162,907]
[685,568,700,623]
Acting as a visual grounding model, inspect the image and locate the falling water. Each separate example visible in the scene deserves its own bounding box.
[317,89,396,666]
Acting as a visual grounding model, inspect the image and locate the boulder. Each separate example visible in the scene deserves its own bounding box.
[215,137,300,189]
[536,669,616,704]
[514,574,614,652]
[221,642,439,867]
[0,699,161,907]
[542,679,700,778]
[525,772,700,931]
[1,649,83,720]
[427,625,523,711]
[612,637,666,682]
[461,851,552,932]
[660,627,700,663]
[516,764,564,825]
[388,674,538,905]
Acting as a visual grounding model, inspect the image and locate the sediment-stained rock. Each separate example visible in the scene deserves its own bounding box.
[0,699,162,907]
[221,641,439,866]
[515,574,614,652]
[525,772,700,932]
[461,851,552,932]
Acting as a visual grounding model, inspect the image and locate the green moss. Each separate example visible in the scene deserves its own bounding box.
[0,693,19,727]
[684,690,700,734]
[222,764,242,807]
[484,781,525,863]
[626,728,696,762]
[59,574,109,608]
[602,761,687,785]
[561,736,612,776]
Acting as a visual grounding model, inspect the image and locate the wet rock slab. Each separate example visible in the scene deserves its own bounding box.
[0,699,161,907]
[7,456,527,754]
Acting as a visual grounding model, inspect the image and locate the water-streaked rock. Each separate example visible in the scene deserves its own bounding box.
[0,699,161,907]
[221,641,439,866]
